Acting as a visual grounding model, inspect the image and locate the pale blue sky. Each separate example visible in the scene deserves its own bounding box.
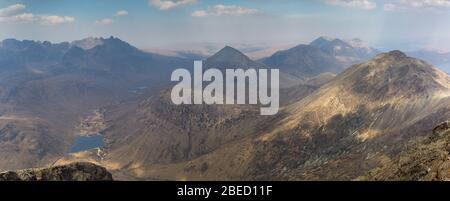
[1,0,450,52]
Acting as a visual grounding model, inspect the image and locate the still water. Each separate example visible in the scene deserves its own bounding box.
[69,134,104,153]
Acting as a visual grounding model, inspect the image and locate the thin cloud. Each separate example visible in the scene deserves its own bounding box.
[149,0,197,10]
[0,13,34,23]
[192,4,259,17]
[40,15,75,25]
[115,10,129,17]
[0,3,25,17]
[95,18,114,25]
[0,4,74,25]
[384,0,450,12]
[96,10,128,25]
[325,0,377,10]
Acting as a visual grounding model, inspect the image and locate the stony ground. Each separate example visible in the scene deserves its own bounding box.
[0,162,113,181]
[363,122,450,181]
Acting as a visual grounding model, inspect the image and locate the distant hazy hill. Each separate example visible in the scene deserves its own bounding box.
[204,46,266,70]
[262,37,379,79]
[407,50,450,73]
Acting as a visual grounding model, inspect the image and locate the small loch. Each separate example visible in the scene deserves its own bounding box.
[69,134,104,153]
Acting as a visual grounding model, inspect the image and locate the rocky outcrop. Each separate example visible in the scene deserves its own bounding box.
[364,121,450,181]
[0,162,113,181]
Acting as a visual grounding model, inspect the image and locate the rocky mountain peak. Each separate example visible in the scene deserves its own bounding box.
[0,39,38,51]
[309,36,334,47]
[71,36,134,53]
[339,50,450,100]
[347,38,366,48]
[379,50,408,60]
[71,37,104,50]
[214,46,249,58]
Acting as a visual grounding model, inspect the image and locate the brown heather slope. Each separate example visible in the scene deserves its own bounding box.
[97,50,450,180]
[243,50,450,180]
[362,121,450,181]
[0,114,67,169]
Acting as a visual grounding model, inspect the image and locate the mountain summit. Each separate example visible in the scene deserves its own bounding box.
[204,46,266,69]
[407,49,450,73]
[309,36,334,48]
[310,37,379,60]
[262,37,379,79]
[71,37,104,50]
[337,50,450,100]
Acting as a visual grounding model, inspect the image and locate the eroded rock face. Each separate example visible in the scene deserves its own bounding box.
[432,121,450,138]
[0,162,113,181]
[364,121,450,181]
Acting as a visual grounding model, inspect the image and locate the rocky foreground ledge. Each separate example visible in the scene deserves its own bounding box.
[364,121,450,181]
[0,162,113,181]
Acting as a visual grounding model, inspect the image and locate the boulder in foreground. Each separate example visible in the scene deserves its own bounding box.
[0,162,113,181]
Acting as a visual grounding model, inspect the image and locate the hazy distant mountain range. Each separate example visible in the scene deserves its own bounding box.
[144,42,293,61]
[146,37,379,63]
[262,37,379,79]
[407,50,450,73]
[0,36,449,181]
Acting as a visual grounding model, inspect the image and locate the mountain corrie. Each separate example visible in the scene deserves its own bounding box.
[171,61,280,115]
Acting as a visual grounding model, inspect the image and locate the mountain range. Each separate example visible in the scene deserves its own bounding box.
[407,50,450,73]
[262,37,379,79]
[0,36,190,170]
[0,36,449,181]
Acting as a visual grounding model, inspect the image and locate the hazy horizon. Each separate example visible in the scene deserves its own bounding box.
[2,0,450,53]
